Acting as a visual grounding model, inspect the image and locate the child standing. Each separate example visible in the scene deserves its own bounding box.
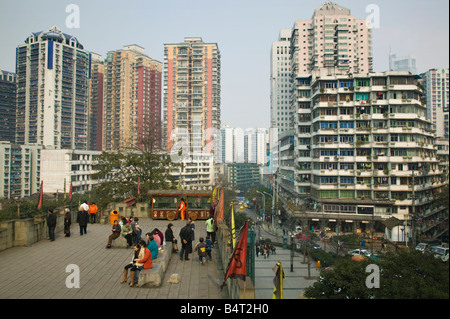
[205,235,213,261]
[194,237,207,264]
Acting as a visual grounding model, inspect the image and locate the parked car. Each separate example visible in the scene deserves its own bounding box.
[349,248,372,257]
[415,242,430,253]
[429,246,449,262]
[305,240,322,250]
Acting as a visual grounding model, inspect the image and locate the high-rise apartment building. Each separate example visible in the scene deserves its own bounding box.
[271,1,373,175]
[103,45,162,151]
[286,69,447,240]
[271,2,447,241]
[270,29,293,133]
[420,68,449,138]
[163,37,221,160]
[220,124,235,164]
[0,141,41,200]
[0,70,17,143]
[244,127,267,165]
[88,53,104,151]
[15,26,90,150]
[389,53,417,74]
[290,1,373,75]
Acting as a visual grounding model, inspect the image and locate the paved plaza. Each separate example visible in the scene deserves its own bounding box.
[0,217,224,299]
[0,210,320,300]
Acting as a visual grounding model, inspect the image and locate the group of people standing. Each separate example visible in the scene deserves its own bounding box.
[46,200,98,241]
[179,216,216,264]
[256,241,276,259]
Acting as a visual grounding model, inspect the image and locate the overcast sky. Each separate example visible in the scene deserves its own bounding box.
[0,0,448,130]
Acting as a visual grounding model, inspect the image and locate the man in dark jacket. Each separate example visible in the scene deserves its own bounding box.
[77,209,89,235]
[47,209,57,241]
[179,221,193,260]
[165,223,178,252]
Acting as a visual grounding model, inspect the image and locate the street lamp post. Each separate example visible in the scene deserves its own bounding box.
[289,231,294,272]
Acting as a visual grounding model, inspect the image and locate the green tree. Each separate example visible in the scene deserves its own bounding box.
[304,258,374,299]
[245,185,274,213]
[92,150,178,202]
[375,250,449,299]
[304,250,449,299]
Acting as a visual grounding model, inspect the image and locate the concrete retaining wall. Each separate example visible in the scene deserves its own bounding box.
[0,207,70,251]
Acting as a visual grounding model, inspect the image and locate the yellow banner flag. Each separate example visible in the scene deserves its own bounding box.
[231,204,236,249]
[272,261,285,299]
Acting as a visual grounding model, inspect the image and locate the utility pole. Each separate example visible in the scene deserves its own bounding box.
[290,232,294,272]
[411,165,416,247]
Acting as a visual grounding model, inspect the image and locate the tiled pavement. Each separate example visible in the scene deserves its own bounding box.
[0,218,223,299]
[254,248,320,299]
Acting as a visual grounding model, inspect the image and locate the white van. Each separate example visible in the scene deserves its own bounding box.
[429,246,449,262]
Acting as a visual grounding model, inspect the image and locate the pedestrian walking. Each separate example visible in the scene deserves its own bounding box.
[88,202,98,224]
[47,209,57,242]
[255,244,260,257]
[209,203,215,219]
[205,217,215,245]
[79,200,89,214]
[63,208,71,237]
[205,235,213,261]
[194,237,207,264]
[77,208,89,235]
[179,221,194,261]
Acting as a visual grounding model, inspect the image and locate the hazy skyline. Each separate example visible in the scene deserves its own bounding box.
[1,0,448,130]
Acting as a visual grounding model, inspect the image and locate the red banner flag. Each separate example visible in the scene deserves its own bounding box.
[220,220,249,290]
[69,181,73,200]
[138,178,141,197]
[37,181,43,210]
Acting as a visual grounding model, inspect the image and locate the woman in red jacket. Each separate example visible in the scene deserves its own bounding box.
[129,241,153,287]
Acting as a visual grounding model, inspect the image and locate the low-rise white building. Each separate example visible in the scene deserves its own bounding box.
[40,148,102,195]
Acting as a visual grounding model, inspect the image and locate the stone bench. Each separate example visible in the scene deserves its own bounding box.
[136,242,172,288]
[112,236,129,248]
[153,242,173,272]
[137,263,164,288]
